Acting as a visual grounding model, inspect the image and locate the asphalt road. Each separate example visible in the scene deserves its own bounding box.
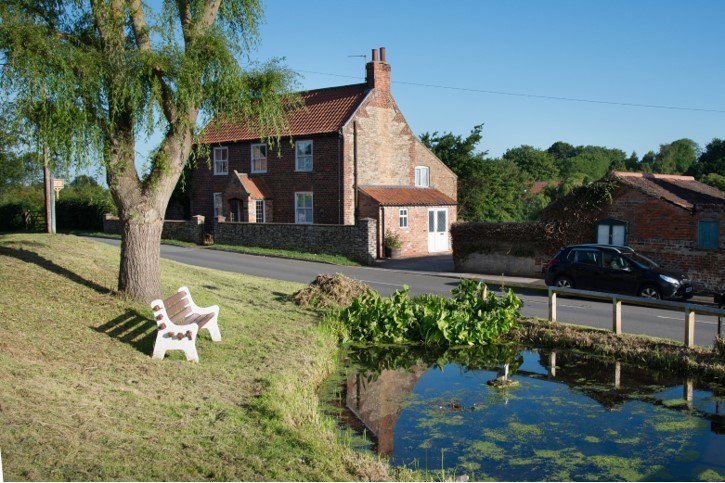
[91,237,723,347]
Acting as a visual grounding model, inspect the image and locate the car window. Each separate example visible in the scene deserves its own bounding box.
[602,252,630,271]
[628,252,658,269]
[571,249,600,266]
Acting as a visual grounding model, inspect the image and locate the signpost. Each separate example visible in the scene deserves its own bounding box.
[51,178,64,234]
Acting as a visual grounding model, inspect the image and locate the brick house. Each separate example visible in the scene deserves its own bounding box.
[543,171,725,292]
[190,47,457,258]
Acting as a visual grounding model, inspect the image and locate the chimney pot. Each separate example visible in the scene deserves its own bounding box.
[380,47,386,62]
[371,48,378,62]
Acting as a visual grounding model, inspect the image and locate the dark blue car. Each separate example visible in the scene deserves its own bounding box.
[543,244,693,300]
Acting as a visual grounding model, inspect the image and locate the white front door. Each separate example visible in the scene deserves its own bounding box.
[428,208,448,252]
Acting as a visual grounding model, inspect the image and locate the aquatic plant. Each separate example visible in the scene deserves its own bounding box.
[339,279,522,346]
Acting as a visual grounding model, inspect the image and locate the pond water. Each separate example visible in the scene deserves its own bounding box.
[322,345,725,481]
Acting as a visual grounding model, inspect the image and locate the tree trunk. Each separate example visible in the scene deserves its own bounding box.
[108,129,191,302]
[118,215,164,301]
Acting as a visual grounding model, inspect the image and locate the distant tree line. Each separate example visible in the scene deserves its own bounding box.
[421,124,725,222]
[0,112,114,232]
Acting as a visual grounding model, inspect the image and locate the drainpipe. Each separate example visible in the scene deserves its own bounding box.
[354,121,359,220]
[338,130,342,225]
[379,205,384,259]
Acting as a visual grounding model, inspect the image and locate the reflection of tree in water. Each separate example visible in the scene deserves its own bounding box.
[347,344,524,377]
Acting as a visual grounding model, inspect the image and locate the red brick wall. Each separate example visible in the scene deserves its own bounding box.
[358,190,456,258]
[191,134,344,226]
[600,186,724,292]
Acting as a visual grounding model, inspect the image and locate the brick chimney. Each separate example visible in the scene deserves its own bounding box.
[366,47,391,93]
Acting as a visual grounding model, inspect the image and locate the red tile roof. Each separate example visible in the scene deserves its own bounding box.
[611,171,725,210]
[200,84,369,144]
[359,186,457,206]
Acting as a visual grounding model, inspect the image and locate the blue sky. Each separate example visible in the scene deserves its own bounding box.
[242,0,724,159]
[132,0,725,170]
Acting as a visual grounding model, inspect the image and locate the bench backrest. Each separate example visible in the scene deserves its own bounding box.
[154,290,192,325]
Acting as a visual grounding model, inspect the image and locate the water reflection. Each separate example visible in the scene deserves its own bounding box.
[327,345,725,481]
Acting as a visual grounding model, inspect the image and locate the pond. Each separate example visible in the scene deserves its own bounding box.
[322,345,725,481]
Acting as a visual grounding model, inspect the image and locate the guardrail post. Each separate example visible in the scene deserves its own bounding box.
[612,297,622,335]
[684,305,695,348]
[548,289,557,322]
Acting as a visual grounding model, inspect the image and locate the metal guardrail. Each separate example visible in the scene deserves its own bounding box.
[547,287,725,347]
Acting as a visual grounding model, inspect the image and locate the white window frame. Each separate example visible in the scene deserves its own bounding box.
[295,192,313,224]
[399,208,409,229]
[213,192,223,218]
[415,166,430,187]
[251,143,267,174]
[213,147,228,175]
[255,200,265,223]
[295,140,313,172]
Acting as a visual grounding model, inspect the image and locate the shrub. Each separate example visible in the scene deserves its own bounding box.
[339,279,522,346]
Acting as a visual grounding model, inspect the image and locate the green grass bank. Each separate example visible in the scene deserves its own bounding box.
[0,233,391,481]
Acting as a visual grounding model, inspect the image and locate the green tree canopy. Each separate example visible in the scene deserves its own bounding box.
[420,124,487,179]
[1,0,298,300]
[687,138,725,179]
[502,145,559,181]
[651,138,699,174]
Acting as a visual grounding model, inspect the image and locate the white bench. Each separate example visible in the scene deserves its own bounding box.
[150,286,221,362]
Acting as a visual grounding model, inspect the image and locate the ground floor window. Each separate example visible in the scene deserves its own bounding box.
[596,219,627,246]
[399,208,408,228]
[255,200,265,223]
[213,193,223,218]
[295,192,313,224]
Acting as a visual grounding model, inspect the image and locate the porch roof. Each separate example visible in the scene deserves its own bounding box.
[234,171,271,199]
[359,186,457,206]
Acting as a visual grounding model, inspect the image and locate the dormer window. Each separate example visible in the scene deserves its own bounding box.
[415,166,429,187]
[296,140,313,172]
[213,147,228,175]
[251,144,267,173]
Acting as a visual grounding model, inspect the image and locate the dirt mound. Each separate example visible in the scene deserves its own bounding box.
[292,273,371,308]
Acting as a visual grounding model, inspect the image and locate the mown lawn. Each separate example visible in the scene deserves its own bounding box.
[0,233,392,481]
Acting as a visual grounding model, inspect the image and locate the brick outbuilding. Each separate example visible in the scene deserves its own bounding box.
[189,47,457,258]
[545,172,725,292]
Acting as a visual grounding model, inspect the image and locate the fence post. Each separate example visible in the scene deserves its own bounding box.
[684,305,695,348]
[548,289,557,322]
[612,297,622,335]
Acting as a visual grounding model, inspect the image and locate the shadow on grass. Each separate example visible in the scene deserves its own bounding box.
[0,246,112,294]
[96,309,156,355]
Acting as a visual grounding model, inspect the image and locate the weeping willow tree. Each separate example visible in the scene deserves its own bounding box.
[0,0,298,300]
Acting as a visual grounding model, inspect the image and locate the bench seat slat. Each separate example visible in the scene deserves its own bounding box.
[170,305,193,324]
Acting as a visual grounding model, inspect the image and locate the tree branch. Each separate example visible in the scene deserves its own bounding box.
[198,0,222,35]
[175,0,193,45]
[125,0,177,123]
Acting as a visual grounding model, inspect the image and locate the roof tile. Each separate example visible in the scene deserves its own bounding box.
[359,186,457,206]
[200,84,369,144]
[611,171,725,209]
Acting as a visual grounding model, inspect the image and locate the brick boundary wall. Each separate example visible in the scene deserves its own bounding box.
[627,240,724,293]
[213,218,378,265]
[453,221,724,293]
[102,214,206,245]
[452,222,554,278]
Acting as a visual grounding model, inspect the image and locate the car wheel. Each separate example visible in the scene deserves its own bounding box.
[554,276,574,289]
[638,285,661,300]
